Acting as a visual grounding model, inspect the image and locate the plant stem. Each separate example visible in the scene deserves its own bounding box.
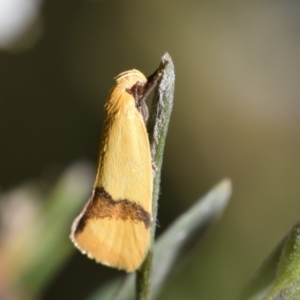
[135,53,175,300]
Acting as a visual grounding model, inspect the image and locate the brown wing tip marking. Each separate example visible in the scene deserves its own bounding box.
[73,187,152,235]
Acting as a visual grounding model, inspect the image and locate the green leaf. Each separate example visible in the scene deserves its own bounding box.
[238,220,300,300]
[21,162,94,295]
[137,52,176,300]
[88,178,232,300]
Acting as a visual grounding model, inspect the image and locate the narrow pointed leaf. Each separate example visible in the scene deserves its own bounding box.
[239,220,300,300]
[88,179,232,300]
[23,162,94,295]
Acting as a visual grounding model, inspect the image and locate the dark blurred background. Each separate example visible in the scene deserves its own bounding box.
[1,0,300,299]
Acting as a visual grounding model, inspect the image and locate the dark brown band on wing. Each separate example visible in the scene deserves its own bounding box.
[74,187,151,234]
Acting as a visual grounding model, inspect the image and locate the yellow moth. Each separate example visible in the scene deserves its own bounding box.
[70,68,162,272]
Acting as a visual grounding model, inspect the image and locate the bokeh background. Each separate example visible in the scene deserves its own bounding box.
[1,1,300,299]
